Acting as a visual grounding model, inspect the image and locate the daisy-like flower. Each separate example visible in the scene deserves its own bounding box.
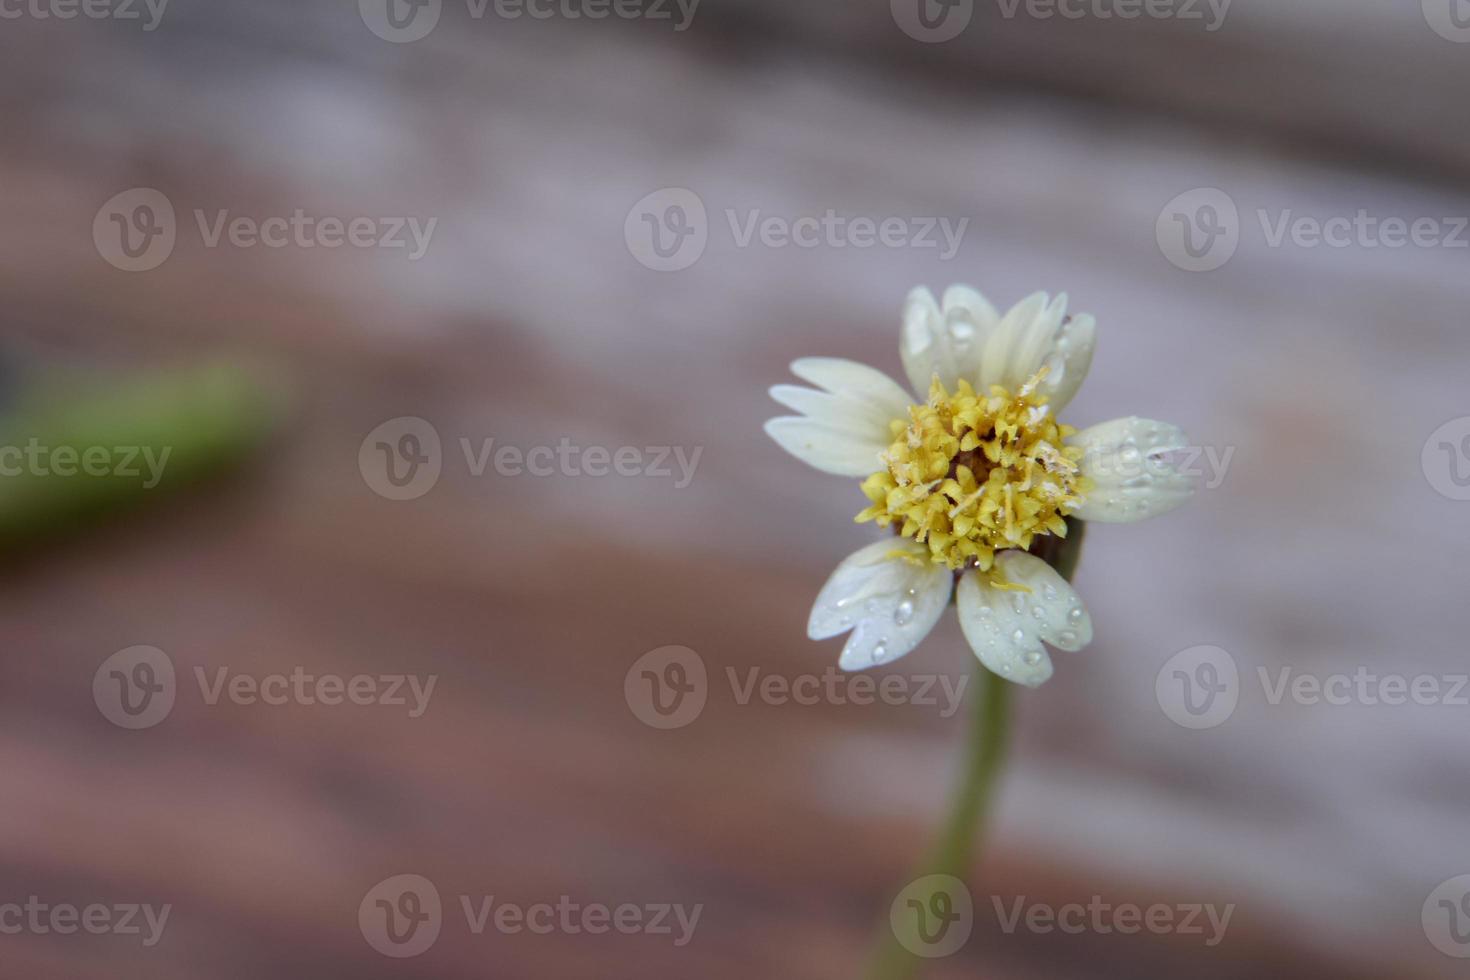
[765,286,1193,687]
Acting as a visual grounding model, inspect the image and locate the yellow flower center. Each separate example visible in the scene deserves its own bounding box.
[855,370,1090,571]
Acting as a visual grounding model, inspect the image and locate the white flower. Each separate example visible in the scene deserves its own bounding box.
[765,285,1193,687]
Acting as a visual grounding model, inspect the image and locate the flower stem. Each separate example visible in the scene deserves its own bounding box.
[863,522,1085,980]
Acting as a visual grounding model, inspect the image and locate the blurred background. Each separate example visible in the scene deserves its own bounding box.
[2,0,1469,977]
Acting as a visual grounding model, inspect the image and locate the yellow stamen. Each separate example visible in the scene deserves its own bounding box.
[855,370,1091,571]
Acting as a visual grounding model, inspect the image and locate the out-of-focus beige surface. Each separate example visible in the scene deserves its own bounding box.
[1,2,1469,978]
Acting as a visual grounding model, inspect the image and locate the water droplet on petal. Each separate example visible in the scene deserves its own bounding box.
[1067,607,1084,625]
[1023,650,1043,666]
[1010,628,1026,645]
[894,600,915,626]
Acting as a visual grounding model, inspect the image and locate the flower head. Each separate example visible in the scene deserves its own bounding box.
[765,286,1193,686]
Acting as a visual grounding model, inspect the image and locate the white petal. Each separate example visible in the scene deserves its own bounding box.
[769,385,894,437]
[975,291,1048,391]
[766,358,913,477]
[1035,312,1095,413]
[1071,417,1196,523]
[789,358,913,422]
[764,416,888,477]
[808,538,952,671]
[975,293,1095,413]
[900,286,998,397]
[956,552,1093,688]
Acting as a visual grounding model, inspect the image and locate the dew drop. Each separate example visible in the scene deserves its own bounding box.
[1058,629,1078,646]
[1023,650,1043,666]
[871,640,888,663]
[894,600,915,626]
[1010,628,1026,644]
[1067,606,1084,625]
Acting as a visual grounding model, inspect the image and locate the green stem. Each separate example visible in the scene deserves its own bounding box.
[863,522,1085,980]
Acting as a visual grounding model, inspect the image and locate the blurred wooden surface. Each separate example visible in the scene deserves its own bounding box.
[1,2,1469,978]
